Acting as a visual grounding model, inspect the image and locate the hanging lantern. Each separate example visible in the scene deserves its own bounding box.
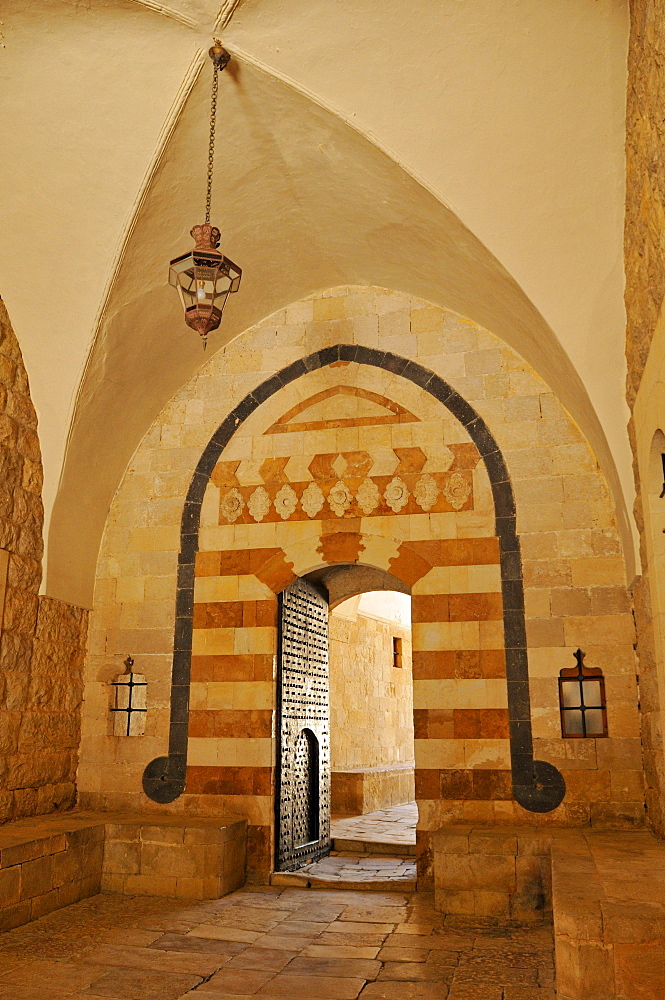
[169,41,242,348]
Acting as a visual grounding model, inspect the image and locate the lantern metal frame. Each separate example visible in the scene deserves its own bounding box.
[558,648,608,739]
[168,40,242,347]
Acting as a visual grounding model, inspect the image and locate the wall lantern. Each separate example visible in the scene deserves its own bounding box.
[558,648,608,738]
[110,655,147,736]
[169,41,242,348]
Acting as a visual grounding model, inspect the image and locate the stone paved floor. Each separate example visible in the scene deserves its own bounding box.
[0,885,556,999]
[331,803,417,847]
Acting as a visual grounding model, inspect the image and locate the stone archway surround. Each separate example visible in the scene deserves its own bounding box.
[78,287,640,883]
[144,343,564,811]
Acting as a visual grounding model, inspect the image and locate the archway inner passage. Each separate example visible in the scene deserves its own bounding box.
[274,575,417,887]
[329,590,416,832]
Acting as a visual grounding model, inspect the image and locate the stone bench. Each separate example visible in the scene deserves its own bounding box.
[433,825,553,923]
[553,830,665,1000]
[331,763,415,815]
[0,811,246,933]
[433,824,665,1000]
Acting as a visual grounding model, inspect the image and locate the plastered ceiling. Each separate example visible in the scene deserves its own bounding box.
[0,0,633,606]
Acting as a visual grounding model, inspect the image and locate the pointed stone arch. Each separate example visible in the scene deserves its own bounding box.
[143,344,566,827]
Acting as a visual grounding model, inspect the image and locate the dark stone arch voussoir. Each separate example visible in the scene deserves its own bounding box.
[143,345,566,813]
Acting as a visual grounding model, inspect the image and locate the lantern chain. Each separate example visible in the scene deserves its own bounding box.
[205,62,219,226]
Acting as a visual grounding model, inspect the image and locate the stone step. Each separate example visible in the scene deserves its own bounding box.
[332,837,416,856]
[270,849,417,892]
[270,870,417,892]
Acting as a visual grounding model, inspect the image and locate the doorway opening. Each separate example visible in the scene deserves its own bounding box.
[273,575,417,889]
[328,590,416,842]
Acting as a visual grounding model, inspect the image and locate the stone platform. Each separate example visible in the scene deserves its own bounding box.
[331,801,417,854]
[331,764,415,816]
[0,811,247,933]
[553,829,665,1000]
[271,852,417,891]
[433,824,665,1000]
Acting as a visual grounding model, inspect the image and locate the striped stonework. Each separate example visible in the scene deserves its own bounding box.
[81,287,639,887]
[178,356,528,880]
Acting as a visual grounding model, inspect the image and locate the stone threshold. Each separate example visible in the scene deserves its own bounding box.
[271,871,418,891]
[333,837,417,856]
[270,850,417,892]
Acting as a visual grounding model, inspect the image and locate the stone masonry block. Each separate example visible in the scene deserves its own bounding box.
[1,839,44,868]
[517,831,554,857]
[472,889,511,918]
[52,845,85,887]
[57,879,86,908]
[105,823,141,842]
[468,829,518,855]
[122,873,177,896]
[555,937,615,1000]
[614,942,665,1000]
[20,854,54,900]
[553,892,604,942]
[435,888,475,915]
[103,840,141,876]
[140,825,186,845]
[441,854,516,893]
[595,738,643,771]
[84,840,105,875]
[0,900,31,933]
[513,855,551,919]
[601,900,665,945]
[30,887,61,920]
[101,873,127,894]
[184,826,220,846]
[0,865,20,906]
[432,828,471,858]
[139,842,205,879]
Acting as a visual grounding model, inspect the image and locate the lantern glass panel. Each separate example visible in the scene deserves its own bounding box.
[582,680,602,707]
[561,681,582,708]
[558,651,608,738]
[584,709,605,735]
[562,710,584,736]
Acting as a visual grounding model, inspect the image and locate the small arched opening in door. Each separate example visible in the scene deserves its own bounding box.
[293,728,320,848]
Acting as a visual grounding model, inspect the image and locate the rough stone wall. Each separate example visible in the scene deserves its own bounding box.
[329,609,414,771]
[632,572,664,835]
[624,1,665,837]
[0,298,88,823]
[625,0,665,406]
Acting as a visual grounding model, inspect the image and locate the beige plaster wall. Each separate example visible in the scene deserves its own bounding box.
[78,287,643,876]
[0,299,88,824]
[1,2,633,606]
[329,602,414,772]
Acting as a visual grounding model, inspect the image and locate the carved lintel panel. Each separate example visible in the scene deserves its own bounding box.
[276,578,331,871]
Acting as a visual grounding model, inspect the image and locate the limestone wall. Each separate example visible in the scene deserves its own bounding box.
[625,1,665,837]
[630,326,665,837]
[329,604,413,772]
[0,298,88,823]
[625,0,665,406]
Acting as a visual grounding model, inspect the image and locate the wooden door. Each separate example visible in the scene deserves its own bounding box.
[275,579,331,871]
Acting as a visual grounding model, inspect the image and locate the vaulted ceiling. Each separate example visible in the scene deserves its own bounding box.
[0,0,633,605]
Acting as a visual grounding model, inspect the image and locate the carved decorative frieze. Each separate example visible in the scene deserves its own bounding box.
[248,486,271,522]
[444,471,472,510]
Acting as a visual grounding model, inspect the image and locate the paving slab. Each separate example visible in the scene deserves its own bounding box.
[0,880,554,999]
